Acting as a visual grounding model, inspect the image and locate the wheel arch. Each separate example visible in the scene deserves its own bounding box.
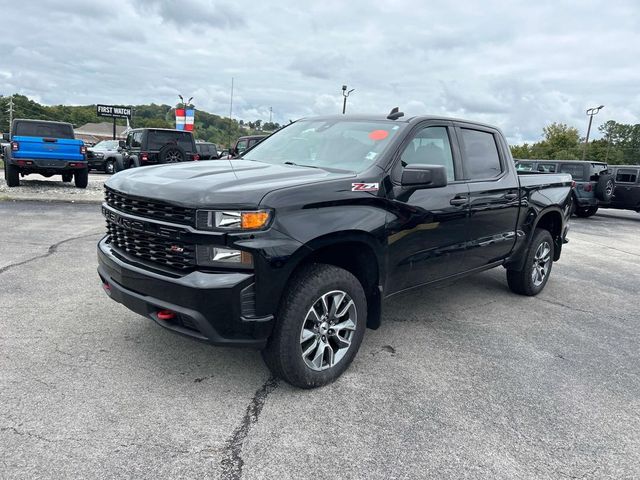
[285,231,385,330]
[532,208,564,261]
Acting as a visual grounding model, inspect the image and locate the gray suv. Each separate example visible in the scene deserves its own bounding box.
[516,160,613,217]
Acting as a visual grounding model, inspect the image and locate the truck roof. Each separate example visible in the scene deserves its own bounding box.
[296,114,502,131]
[12,118,73,127]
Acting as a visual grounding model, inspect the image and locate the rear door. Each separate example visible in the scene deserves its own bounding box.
[612,168,640,209]
[455,124,520,269]
[385,122,470,293]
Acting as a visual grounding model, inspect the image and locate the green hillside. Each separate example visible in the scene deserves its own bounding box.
[0,94,282,147]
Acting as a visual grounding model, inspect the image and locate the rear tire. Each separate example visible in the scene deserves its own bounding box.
[262,264,367,389]
[74,168,88,188]
[5,162,19,187]
[507,228,554,296]
[575,206,598,218]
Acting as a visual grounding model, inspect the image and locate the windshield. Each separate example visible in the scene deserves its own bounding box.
[242,119,403,172]
[93,140,119,150]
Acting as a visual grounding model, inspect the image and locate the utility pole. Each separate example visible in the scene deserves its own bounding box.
[341,85,355,114]
[582,105,604,160]
[269,106,272,123]
[228,77,234,149]
[8,95,14,129]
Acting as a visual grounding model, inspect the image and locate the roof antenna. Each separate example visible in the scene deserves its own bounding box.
[387,107,404,120]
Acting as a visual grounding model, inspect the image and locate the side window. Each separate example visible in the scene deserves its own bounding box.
[460,128,502,179]
[537,163,556,173]
[615,169,638,183]
[131,132,142,148]
[125,133,133,147]
[516,162,534,172]
[236,139,248,153]
[398,126,455,181]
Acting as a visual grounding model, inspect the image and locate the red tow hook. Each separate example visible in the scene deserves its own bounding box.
[102,282,111,294]
[157,310,176,321]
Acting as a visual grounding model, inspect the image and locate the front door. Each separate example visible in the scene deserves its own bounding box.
[385,123,470,294]
[455,124,520,269]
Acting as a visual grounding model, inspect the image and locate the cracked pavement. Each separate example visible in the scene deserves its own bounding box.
[1,201,639,479]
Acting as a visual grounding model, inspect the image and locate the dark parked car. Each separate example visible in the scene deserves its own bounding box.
[87,139,123,174]
[3,119,88,188]
[196,142,220,160]
[115,128,199,171]
[515,159,613,217]
[230,135,268,157]
[607,165,640,212]
[98,113,572,388]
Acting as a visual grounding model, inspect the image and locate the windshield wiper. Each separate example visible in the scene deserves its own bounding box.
[283,161,321,169]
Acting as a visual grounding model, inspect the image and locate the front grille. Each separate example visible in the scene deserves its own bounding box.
[105,187,194,226]
[106,219,195,271]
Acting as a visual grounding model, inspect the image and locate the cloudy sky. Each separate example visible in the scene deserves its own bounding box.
[1,0,638,143]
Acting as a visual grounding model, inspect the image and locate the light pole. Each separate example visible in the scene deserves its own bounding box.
[582,105,604,160]
[342,85,355,114]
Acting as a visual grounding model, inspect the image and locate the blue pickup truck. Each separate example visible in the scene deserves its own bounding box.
[2,119,88,188]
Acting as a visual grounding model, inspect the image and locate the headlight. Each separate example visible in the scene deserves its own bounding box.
[94,152,104,158]
[196,210,271,231]
[196,246,253,268]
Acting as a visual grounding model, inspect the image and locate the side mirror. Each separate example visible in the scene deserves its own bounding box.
[118,140,126,149]
[401,164,448,189]
[2,133,10,141]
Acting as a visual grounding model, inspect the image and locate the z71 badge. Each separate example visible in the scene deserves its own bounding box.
[351,182,379,192]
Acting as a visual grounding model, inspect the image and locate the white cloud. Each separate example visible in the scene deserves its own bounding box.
[1,0,638,143]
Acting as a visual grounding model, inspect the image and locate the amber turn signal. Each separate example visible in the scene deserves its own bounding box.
[241,211,270,230]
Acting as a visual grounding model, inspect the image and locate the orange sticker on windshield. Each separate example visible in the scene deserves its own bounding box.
[368,130,389,141]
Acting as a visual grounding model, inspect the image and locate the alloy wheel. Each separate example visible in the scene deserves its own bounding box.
[532,241,551,287]
[300,290,357,371]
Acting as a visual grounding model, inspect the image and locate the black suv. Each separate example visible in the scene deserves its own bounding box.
[116,128,199,171]
[195,142,220,160]
[607,165,640,213]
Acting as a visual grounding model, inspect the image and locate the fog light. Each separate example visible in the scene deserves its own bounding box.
[196,246,253,268]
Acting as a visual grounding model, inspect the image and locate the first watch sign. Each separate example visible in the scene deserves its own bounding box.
[96,104,132,119]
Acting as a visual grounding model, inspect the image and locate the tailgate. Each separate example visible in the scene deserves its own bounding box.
[12,136,84,161]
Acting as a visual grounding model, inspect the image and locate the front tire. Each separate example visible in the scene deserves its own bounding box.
[74,168,88,188]
[507,228,554,296]
[104,159,115,174]
[5,162,20,187]
[263,264,367,389]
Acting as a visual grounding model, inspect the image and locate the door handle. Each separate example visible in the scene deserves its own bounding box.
[450,196,468,206]
[504,193,518,201]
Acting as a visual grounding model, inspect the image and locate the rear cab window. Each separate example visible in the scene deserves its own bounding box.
[459,128,503,179]
[516,162,535,172]
[14,121,74,139]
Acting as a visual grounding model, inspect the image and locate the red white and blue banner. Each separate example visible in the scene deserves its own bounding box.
[175,108,195,131]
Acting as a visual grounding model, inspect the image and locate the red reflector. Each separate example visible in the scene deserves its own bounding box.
[193,154,200,161]
[102,282,111,294]
[157,310,176,321]
[141,152,149,162]
[571,180,576,188]
[583,183,593,192]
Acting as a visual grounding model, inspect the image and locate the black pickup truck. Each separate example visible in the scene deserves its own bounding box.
[98,112,572,388]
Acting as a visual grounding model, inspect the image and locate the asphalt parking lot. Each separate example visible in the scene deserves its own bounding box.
[1,201,639,479]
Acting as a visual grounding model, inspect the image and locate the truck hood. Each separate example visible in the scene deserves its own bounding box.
[105,159,354,208]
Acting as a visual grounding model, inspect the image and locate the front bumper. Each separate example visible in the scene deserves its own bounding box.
[97,237,273,348]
